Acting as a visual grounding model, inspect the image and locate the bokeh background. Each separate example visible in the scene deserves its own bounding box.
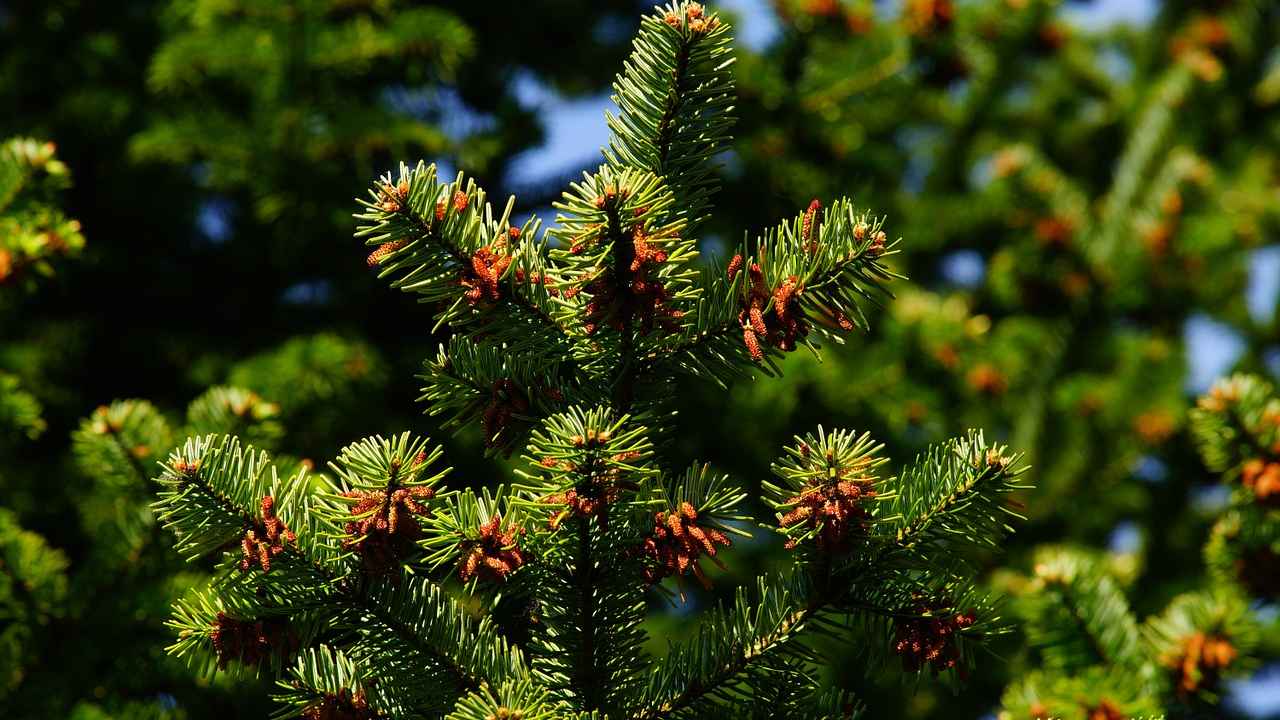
[1,0,1278,717]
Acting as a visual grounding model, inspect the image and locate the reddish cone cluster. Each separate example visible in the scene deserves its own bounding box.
[892,601,976,676]
[542,449,642,531]
[637,502,731,589]
[731,256,809,362]
[457,515,526,583]
[341,455,437,576]
[582,224,682,335]
[366,239,406,267]
[378,179,409,214]
[1163,631,1237,697]
[852,219,887,258]
[664,2,720,33]
[461,245,513,306]
[482,379,529,452]
[301,688,379,720]
[779,467,876,553]
[1241,458,1280,507]
[210,612,298,669]
[240,495,296,573]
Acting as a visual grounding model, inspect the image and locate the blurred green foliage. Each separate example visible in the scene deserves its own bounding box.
[0,0,1277,717]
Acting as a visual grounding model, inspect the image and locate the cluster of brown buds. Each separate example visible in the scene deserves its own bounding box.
[582,223,682,335]
[853,219,887,257]
[729,256,808,362]
[664,2,720,33]
[341,453,437,576]
[457,515,527,583]
[210,612,298,669]
[1163,631,1237,697]
[171,456,202,476]
[301,688,379,720]
[461,245,513,306]
[378,179,410,214]
[779,463,876,552]
[482,379,530,452]
[542,451,641,531]
[637,502,731,589]
[891,600,976,677]
[240,495,296,573]
[778,477,871,551]
[1241,458,1280,507]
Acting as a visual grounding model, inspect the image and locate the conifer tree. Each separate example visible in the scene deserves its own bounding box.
[6,342,385,718]
[0,136,78,706]
[995,372,1279,718]
[0,2,641,714]
[687,0,1280,712]
[145,4,1030,717]
[0,136,85,443]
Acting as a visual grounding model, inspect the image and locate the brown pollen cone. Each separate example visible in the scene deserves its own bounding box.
[240,495,296,573]
[737,260,809,361]
[461,245,513,306]
[301,688,379,720]
[892,600,976,677]
[341,464,437,577]
[1163,631,1237,696]
[581,223,682,336]
[210,612,298,669]
[637,501,731,589]
[779,466,876,553]
[457,515,526,584]
[1241,459,1280,507]
[481,379,530,453]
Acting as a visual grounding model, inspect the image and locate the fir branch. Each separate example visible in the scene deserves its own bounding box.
[356,162,575,351]
[605,2,736,235]
[874,430,1028,568]
[1018,547,1146,675]
[632,573,821,720]
[74,400,172,490]
[640,198,899,386]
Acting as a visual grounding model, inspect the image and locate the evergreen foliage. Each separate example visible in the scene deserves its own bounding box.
[1,0,1277,717]
[0,137,84,295]
[1,333,386,717]
[693,1,1279,713]
[0,1,646,714]
[993,373,1279,718]
[145,4,1030,717]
